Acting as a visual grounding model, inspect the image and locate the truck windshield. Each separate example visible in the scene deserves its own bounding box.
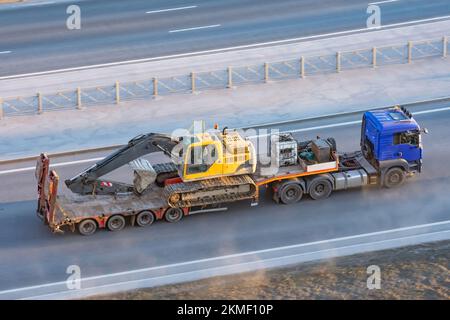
[393,130,420,146]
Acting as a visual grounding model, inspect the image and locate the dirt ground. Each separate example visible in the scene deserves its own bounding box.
[93,240,449,300]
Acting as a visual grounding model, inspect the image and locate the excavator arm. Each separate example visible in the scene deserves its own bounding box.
[65,133,179,195]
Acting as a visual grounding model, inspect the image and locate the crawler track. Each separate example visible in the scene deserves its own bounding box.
[164,175,257,207]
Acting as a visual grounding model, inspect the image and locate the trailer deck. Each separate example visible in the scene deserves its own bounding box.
[254,152,339,185]
[56,186,167,220]
[38,149,341,233]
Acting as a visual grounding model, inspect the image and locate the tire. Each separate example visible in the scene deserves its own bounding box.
[164,207,184,223]
[78,219,97,236]
[384,167,405,188]
[279,183,303,205]
[309,179,332,200]
[136,210,155,227]
[107,215,126,232]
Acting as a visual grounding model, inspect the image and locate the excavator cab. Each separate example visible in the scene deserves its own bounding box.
[173,129,257,182]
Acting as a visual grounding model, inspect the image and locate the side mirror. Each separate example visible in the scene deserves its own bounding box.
[422,128,429,134]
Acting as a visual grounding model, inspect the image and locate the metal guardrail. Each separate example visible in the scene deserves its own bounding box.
[1,36,449,119]
[1,94,449,164]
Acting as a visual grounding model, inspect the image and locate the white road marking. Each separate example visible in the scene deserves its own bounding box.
[1,105,449,175]
[250,104,450,138]
[26,1,55,6]
[0,157,103,175]
[2,14,450,80]
[369,0,399,5]
[366,15,450,30]
[289,120,361,133]
[247,120,361,139]
[1,219,449,296]
[0,51,11,55]
[169,24,221,33]
[413,106,450,115]
[146,5,197,14]
[0,0,55,9]
[23,229,450,300]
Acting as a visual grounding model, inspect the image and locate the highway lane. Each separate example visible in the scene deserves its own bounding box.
[0,107,449,296]
[0,0,450,76]
[3,221,450,299]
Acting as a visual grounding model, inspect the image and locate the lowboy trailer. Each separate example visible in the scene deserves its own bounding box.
[35,107,426,235]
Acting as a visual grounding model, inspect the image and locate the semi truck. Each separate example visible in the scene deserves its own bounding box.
[35,106,426,235]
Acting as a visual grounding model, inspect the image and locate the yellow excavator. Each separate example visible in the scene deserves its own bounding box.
[64,124,258,208]
[166,127,257,207]
[172,127,256,181]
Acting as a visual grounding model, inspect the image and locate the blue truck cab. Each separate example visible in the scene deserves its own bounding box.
[361,106,424,180]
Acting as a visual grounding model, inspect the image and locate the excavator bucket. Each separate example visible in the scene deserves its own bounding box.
[129,158,157,194]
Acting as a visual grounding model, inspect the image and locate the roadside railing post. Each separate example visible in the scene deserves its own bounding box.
[264,63,269,83]
[336,52,341,73]
[76,87,82,109]
[408,41,413,63]
[443,37,448,58]
[372,47,377,68]
[300,56,305,78]
[37,92,43,114]
[4,37,443,119]
[227,67,233,88]
[115,81,120,104]
[191,72,196,93]
[0,97,3,119]
[153,77,158,98]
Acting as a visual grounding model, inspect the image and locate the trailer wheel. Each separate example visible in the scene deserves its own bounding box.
[78,219,97,236]
[309,179,332,200]
[107,215,126,231]
[136,210,155,227]
[384,167,405,188]
[279,183,303,205]
[165,207,183,223]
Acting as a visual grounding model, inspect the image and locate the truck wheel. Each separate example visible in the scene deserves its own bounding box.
[136,210,155,227]
[78,219,97,236]
[384,167,405,188]
[309,179,332,200]
[279,183,303,205]
[165,208,183,223]
[107,215,126,231]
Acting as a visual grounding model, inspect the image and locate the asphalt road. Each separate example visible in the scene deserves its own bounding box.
[0,105,449,298]
[0,0,450,76]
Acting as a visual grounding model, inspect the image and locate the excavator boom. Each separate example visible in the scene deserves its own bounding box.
[65,133,179,195]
